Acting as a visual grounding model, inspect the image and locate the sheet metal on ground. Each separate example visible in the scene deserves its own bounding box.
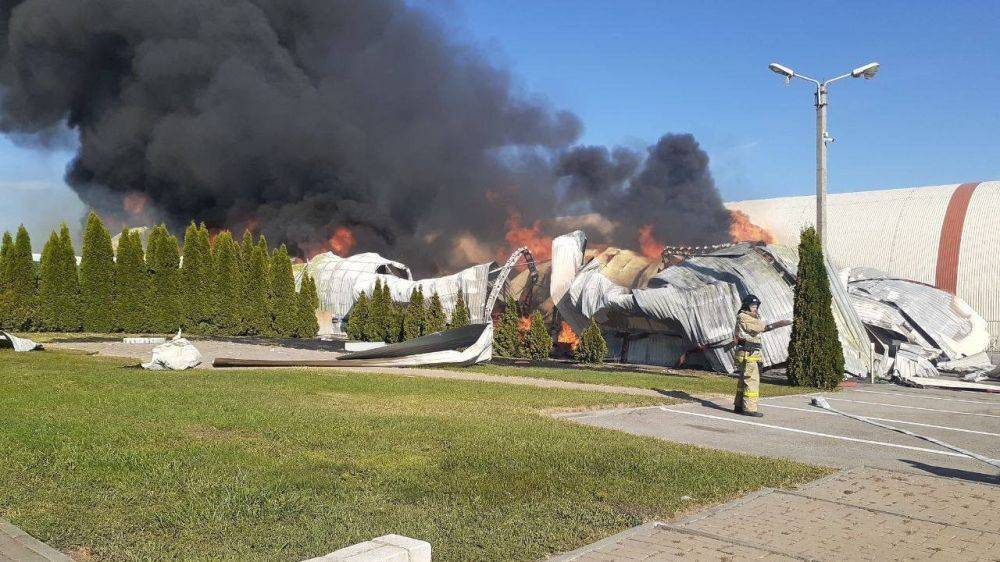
[556,385,1000,482]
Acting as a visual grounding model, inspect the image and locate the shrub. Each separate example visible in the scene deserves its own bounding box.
[425,291,446,334]
[450,290,470,328]
[80,213,116,332]
[38,226,81,331]
[524,312,553,359]
[295,271,319,338]
[574,318,608,364]
[112,229,148,332]
[402,286,426,340]
[181,222,214,333]
[268,244,298,337]
[146,225,183,333]
[786,227,844,389]
[211,231,245,335]
[345,291,370,340]
[493,296,522,357]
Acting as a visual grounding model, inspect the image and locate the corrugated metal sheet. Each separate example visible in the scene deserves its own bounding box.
[958,181,1000,351]
[728,181,1000,351]
[728,184,956,285]
[847,271,989,360]
[299,251,491,334]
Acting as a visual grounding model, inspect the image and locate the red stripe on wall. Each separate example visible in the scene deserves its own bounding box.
[935,182,979,294]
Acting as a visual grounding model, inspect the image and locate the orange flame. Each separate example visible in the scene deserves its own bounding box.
[122,192,149,216]
[557,321,579,350]
[504,212,552,262]
[729,210,774,244]
[328,226,356,255]
[637,224,664,260]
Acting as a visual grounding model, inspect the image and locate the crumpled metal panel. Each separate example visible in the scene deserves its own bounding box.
[847,269,990,360]
[299,251,491,333]
[551,232,872,376]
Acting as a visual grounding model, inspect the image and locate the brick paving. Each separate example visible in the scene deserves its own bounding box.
[551,467,1000,561]
[0,520,72,562]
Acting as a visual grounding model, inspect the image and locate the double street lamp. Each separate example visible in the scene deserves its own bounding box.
[768,61,879,248]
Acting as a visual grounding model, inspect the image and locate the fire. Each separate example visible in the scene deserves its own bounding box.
[504,212,552,262]
[729,210,774,244]
[557,321,579,350]
[637,224,664,260]
[518,316,532,331]
[328,226,356,255]
[122,192,149,216]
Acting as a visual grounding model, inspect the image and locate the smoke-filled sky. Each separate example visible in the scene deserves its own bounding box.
[1,1,997,274]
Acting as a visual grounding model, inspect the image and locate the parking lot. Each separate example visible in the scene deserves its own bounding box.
[556,383,1000,483]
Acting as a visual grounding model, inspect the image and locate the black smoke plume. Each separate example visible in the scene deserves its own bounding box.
[0,0,734,273]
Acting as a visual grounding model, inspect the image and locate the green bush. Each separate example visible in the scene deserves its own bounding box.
[450,290,470,328]
[181,222,215,333]
[295,271,320,338]
[211,231,245,336]
[524,312,553,359]
[241,234,272,336]
[38,225,81,331]
[402,286,426,340]
[426,291,446,334]
[146,225,183,333]
[268,244,298,337]
[1,226,37,330]
[80,213,116,332]
[112,229,148,333]
[493,296,522,357]
[574,318,608,364]
[345,291,370,340]
[786,227,844,389]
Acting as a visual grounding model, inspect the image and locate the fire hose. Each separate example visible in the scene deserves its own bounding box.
[810,396,1000,472]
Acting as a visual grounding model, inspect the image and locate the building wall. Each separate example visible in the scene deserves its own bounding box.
[727,181,1000,350]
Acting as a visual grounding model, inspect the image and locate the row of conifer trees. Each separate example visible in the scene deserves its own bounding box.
[0,212,319,338]
[493,296,607,363]
[345,278,471,343]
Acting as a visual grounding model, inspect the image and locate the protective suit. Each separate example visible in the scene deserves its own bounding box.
[734,296,765,415]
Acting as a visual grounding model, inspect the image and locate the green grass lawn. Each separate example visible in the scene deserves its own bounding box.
[465,363,814,398]
[0,350,827,561]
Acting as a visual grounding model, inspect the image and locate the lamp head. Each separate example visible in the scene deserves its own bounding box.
[851,62,880,79]
[769,63,795,79]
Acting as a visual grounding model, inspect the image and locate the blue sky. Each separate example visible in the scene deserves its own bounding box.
[2,0,998,239]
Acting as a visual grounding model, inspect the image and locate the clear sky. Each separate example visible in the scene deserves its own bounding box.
[2,0,998,239]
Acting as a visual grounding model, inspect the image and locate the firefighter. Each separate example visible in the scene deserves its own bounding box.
[734,294,765,416]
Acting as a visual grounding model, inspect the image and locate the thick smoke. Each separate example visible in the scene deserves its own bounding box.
[0,0,734,273]
[557,134,733,248]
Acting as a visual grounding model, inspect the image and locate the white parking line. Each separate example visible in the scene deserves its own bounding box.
[822,397,1000,419]
[759,403,1000,438]
[851,389,1000,405]
[657,406,999,462]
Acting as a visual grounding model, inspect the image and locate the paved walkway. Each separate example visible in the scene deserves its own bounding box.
[0,520,72,562]
[551,466,1000,561]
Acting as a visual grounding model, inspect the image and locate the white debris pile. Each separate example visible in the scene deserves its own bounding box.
[141,331,202,370]
[845,267,997,387]
[0,330,42,351]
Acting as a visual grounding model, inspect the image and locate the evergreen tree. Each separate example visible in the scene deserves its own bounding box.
[239,235,271,336]
[524,312,553,359]
[450,289,471,328]
[268,244,298,337]
[493,296,522,357]
[574,318,608,364]
[402,286,426,340]
[295,271,319,338]
[786,227,844,389]
[198,224,217,328]
[113,229,148,332]
[387,300,405,343]
[366,278,386,342]
[0,225,37,330]
[0,231,12,293]
[211,231,245,335]
[345,290,370,340]
[38,226,80,331]
[147,225,183,333]
[79,212,115,332]
[181,222,213,333]
[426,291,446,334]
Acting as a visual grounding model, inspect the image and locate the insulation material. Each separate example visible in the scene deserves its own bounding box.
[0,330,42,351]
[141,332,202,370]
[298,251,491,334]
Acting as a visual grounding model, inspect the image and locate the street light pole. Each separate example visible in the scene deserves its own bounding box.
[768,62,879,248]
[815,83,828,248]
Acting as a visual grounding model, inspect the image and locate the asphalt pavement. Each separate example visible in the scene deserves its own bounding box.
[555,383,1000,483]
